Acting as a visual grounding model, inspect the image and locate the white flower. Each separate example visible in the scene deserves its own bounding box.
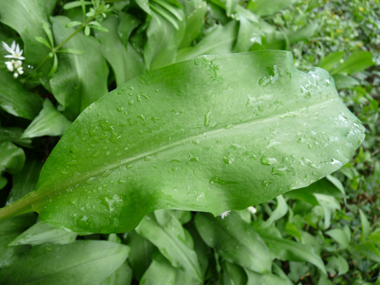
[5,61,14,72]
[247,206,257,214]
[2,41,25,60]
[5,60,24,78]
[220,210,231,219]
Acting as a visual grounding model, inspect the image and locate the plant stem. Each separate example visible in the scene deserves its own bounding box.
[21,12,100,84]
[0,191,39,222]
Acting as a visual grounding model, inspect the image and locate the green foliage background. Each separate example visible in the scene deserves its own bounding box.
[0,0,379,284]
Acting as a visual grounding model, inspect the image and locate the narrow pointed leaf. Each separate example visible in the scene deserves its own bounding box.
[35,36,52,49]
[195,212,271,274]
[0,127,32,148]
[21,99,72,139]
[144,9,185,70]
[359,209,370,241]
[257,231,326,274]
[136,213,202,281]
[0,240,130,285]
[262,195,287,227]
[177,22,238,62]
[0,51,365,234]
[325,228,350,249]
[9,220,77,246]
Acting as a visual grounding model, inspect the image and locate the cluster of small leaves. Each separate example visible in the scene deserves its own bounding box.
[0,0,378,284]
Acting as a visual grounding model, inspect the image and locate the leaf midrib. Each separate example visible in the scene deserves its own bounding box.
[37,98,340,198]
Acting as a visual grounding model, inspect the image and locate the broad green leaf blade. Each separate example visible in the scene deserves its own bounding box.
[95,15,145,86]
[0,142,25,175]
[144,9,185,70]
[195,212,272,274]
[98,262,132,285]
[317,51,345,72]
[0,127,31,148]
[369,229,380,245]
[177,22,238,62]
[0,70,43,120]
[0,240,130,285]
[7,159,43,205]
[325,228,350,249]
[0,0,53,74]
[0,213,36,267]
[125,231,155,281]
[287,23,318,45]
[21,99,72,139]
[248,0,296,16]
[257,231,326,274]
[135,213,202,281]
[331,51,374,75]
[9,220,77,246]
[1,51,365,233]
[179,1,207,49]
[49,16,109,120]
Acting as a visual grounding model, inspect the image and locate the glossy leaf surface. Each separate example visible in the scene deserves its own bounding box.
[1,51,365,233]
[0,240,130,285]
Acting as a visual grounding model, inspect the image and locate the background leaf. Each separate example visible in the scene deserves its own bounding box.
[0,240,130,285]
[0,70,43,120]
[49,16,109,120]
[21,99,72,138]
[195,212,272,274]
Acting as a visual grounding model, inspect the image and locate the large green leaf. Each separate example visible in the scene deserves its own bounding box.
[0,240,130,285]
[0,70,43,120]
[98,262,132,285]
[49,16,109,120]
[0,51,365,233]
[195,212,272,274]
[331,51,374,75]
